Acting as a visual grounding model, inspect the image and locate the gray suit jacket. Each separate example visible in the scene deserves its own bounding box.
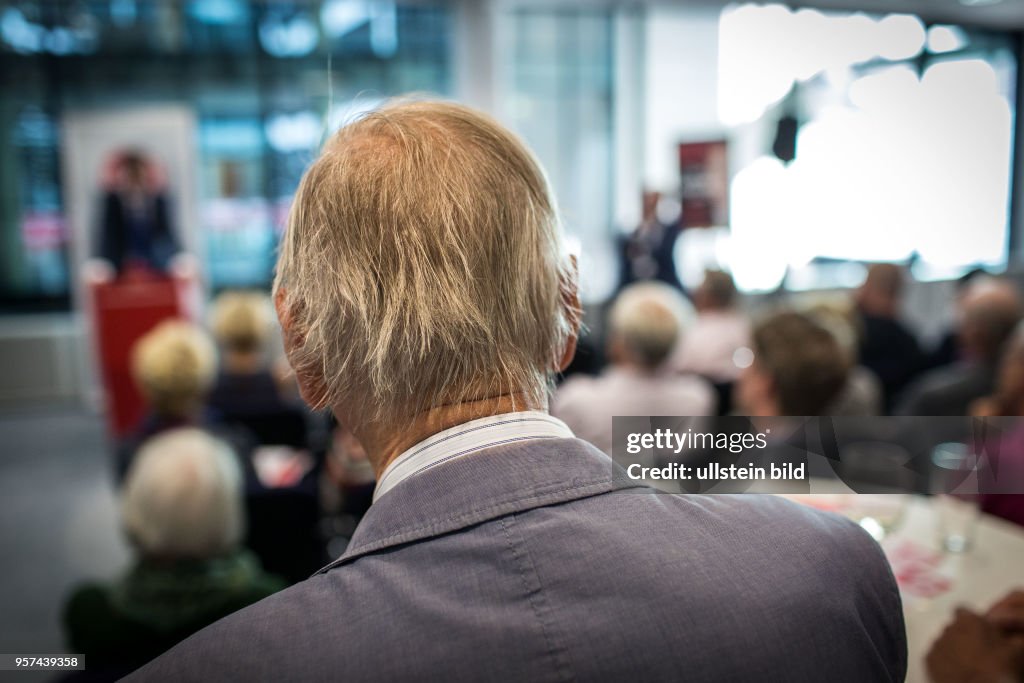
[126,438,906,682]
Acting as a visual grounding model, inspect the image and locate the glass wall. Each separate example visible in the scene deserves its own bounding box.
[496,6,616,300]
[0,0,451,310]
[1,1,1018,308]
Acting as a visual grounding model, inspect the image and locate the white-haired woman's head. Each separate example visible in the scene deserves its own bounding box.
[607,282,694,370]
[121,428,244,560]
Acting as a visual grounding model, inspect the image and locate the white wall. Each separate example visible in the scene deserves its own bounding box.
[612,9,646,230]
[452,0,498,116]
[642,7,723,192]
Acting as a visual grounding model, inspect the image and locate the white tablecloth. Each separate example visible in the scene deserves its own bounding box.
[895,496,1024,683]
[785,494,1024,683]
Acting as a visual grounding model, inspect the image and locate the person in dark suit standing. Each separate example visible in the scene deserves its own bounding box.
[126,101,905,683]
[618,190,684,291]
[98,151,178,274]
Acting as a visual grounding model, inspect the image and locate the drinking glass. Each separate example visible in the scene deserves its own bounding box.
[931,442,982,553]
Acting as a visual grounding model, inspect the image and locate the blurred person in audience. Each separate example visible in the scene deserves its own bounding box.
[121,321,317,580]
[128,100,905,683]
[926,590,1024,683]
[98,150,178,275]
[925,268,989,371]
[321,419,376,544]
[737,311,850,417]
[971,324,1024,528]
[208,291,283,413]
[854,263,924,412]
[206,294,324,582]
[725,311,895,495]
[207,291,309,449]
[117,320,219,481]
[64,429,285,681]
[806,302,883,416]
[553,282,714,454]
[670,268,751,383]
[973,323,1024,417]
[898,277,1023,416]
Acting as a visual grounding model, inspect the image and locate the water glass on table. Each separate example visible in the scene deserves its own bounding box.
[935,494,981,553]
[931,442,983,554]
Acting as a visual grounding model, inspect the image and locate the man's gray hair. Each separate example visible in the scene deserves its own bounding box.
[608,282,694,369]
[274,100,576,427]
[121,428,244,559]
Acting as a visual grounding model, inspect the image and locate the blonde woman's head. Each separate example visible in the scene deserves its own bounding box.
[211,291,274,355]
[132,320,217,418]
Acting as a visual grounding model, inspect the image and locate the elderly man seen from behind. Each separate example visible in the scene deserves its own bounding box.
[127,100,905,683]
[553,282,714,454]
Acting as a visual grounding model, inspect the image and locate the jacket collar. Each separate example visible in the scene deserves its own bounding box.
[316,437,644,573]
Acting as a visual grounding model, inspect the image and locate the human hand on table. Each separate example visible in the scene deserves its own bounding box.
[988,591,1024,640]
[926,607,1024,683]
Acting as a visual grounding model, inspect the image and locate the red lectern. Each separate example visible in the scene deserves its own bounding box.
[89,266,198,438]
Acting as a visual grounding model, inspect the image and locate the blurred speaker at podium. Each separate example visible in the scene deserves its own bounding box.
[96,150,179,276]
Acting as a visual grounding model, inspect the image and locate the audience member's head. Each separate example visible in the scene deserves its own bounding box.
[958,277,1023,365]
[737,311,849,416]
[693,269,738,313]
[132,321,217,420]
[804,301,860,367]
[607,282,693,371]
[210,291,274,367]
[855,263,905,319]
[957,267,989,295]
[273,100,578,434]
[121,428,244,560]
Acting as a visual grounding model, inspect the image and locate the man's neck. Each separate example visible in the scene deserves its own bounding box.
[343,393,543,479]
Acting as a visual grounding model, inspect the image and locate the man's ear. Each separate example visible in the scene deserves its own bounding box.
[557,254,581,373]
[274,287,296,348]
[274,287,330,410]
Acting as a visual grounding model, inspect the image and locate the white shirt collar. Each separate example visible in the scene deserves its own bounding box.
[373,410,574,503]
